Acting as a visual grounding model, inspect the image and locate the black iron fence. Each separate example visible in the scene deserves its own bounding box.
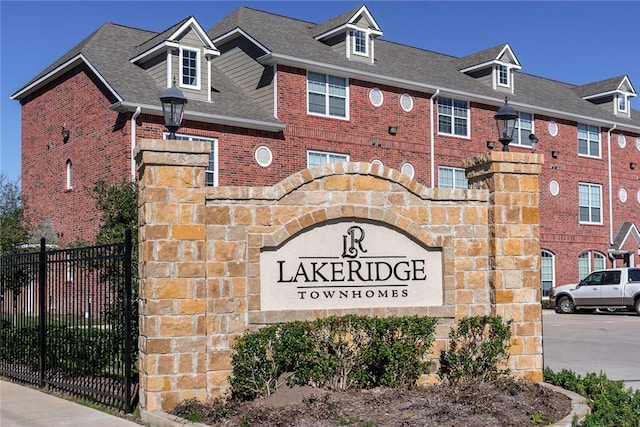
[0,230,136,412]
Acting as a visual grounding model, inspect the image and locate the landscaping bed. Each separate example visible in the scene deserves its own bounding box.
[171,378,572,426]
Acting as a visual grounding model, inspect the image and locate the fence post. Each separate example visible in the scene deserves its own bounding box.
[123,228,133,413]
[38,237,46,388]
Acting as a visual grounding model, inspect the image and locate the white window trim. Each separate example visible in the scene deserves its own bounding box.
[65,159,73,190]
[351,29,368,57]
[164,133,218,186]
[541,250,555,299]
[306,150,349,168]
[616,93,628,113]
[179,47,201,90]
[497,64,510,87]
[438,166,468,189]
[307,72,350,120]
[578,182,603,225]
[578,251,606,279]
[577,123,601,159]
[437,97,470,139]
[509,112,534,147]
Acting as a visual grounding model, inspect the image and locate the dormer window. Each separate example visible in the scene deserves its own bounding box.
[180,47,200,89]
[498,64,509,86]
[617,93,628,112]
[352,30,367,55]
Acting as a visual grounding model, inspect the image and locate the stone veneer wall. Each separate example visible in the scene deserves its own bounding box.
[135,138,544,413]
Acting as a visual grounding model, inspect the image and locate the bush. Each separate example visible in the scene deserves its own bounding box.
[229,315,437,401]
[544,368,640,427]
[438,315,512,384]
[0,322,113,375]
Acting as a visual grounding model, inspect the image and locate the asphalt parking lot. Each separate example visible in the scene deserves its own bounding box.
[542,309,640,390]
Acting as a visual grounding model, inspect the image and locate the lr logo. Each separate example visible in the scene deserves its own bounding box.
[342,226,368,259]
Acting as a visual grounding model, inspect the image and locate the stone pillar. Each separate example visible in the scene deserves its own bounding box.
[135,138,210,412]
[465,151,544,382]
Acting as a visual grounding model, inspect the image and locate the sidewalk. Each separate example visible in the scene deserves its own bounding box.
[0,380,141,426]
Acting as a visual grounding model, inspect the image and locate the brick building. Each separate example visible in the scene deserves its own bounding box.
[11,5,640,295]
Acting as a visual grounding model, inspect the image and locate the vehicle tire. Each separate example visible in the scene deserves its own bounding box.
[635,299,640,316]
[557,296,575,314]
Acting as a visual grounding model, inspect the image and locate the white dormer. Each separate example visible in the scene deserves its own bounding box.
[458,44,522,94]
[576,75,637,118]
[313,5,383,64]
[131,16,220,102]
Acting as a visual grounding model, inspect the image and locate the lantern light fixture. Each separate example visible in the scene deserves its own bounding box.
[494,97,518,151]
[159,78,188,140]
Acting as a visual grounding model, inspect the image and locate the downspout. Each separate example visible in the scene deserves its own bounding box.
[429,89,440,188]
[130,107,142,181]
[607,124,616,262]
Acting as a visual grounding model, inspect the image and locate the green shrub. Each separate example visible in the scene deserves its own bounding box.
[544,368,640,427]
[229,315,437,400]
[438,315,512,384]
[0,322,113,376]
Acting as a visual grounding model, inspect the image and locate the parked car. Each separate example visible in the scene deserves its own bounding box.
[550,267,640,314]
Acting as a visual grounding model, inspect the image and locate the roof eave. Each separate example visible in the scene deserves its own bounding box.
[130,41,180,63]
[212,27,271,55]
[11,54,122,103]
[110,101,285,132]
[260,53,640,133]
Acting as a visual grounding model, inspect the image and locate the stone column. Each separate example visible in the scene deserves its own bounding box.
[464,151,544,382]
[135,138,210,412]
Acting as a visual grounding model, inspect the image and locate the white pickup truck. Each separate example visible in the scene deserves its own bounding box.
[550,267,640,314]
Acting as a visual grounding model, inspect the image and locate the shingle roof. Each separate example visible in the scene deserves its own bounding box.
[206,6,639,129]
[455,44,508,70]
[609,222,640,251]
[573,75,629,98]
[312,5,363,38]
[13,21,281,128]
[13,5,640,132]
[131,17,192,60]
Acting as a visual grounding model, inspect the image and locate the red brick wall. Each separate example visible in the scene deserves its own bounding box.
[20,62,640,285]
[21,65,131,244]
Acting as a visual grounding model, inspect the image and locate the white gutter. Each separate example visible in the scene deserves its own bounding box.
[429,89,440,188]
[110,101,286,132]
[607,124,617,249]
[256,53,640,134]
[131,107,142,181]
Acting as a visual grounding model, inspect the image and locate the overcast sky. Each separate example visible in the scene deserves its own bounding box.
[2,1,639,187]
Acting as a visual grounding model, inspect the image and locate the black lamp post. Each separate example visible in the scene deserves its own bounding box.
[159,80,188,139]
[494,97,518,151]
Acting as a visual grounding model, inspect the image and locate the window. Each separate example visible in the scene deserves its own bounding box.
[578,123,600,157]
[352,30,367,55]
[167,133,218,186]
[512,112,534,146]
[578,251,606,280]
[578,183,602,224]
[438,97,469,137]
[617,94,628,112]
[541,250,555,298]
[66,253,74,284]
[180,47,199,89]
[497,64,509,86]
[307,150,348,168]
[66,159,73,190]
[438,166,468,189]
[308,72,348,118]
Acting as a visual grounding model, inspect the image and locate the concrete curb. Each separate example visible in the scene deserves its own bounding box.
[142,383,591,427]
[541,382,590,427]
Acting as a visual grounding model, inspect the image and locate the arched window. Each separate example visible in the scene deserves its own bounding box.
[578,251,606,279]
[541,250,555,299]
[66,159,73,190]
